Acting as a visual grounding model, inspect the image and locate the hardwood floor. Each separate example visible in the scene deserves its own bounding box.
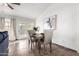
[7,39,79,56]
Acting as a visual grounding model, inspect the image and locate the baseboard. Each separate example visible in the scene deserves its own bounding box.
[53,43,77,53]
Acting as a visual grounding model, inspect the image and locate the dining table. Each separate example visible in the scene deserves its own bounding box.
[33,33,52,54]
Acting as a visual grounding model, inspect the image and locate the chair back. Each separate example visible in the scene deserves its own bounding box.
[40,33,44,42]
[44,29,53,43]
[28,30,36,39]
[28,30,35,35]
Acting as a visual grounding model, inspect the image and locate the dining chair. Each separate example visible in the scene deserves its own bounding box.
[37,29,53,55]
[36,33,45,54]
[43,29,53,54]
[28,30,37,50]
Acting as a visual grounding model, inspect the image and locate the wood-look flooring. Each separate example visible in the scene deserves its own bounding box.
[7,39,79,56]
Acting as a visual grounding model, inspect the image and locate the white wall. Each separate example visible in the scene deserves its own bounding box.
[76,6,79,52]
[36,4,78,50]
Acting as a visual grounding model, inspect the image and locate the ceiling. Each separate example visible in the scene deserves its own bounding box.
[0,3,51,20]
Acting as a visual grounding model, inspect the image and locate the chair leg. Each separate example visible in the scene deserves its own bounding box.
[28,40,30,44]
[44,44,46,55]
[38,41,41,54]
[49,41,52,53]
[31,42,32,50]
[28,40,30,49]
[36,42,38,48]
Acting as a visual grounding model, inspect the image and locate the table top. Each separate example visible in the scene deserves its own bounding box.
[34,33,43,39]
